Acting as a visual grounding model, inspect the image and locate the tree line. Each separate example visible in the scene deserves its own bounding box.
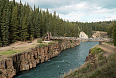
[0,0,113,47]
[107,21,116,46]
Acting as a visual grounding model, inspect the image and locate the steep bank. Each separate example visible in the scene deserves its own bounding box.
[0,40,80,78]
[63,42,116,78]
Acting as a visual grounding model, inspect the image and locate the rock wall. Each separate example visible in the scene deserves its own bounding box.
[0,40,80,78]
[85,50,96,62]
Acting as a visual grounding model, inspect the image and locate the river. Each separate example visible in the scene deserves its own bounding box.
[14,41,99,78]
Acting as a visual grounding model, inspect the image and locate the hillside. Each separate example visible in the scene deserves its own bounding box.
[63,42,116,78]
[92,31,108,38]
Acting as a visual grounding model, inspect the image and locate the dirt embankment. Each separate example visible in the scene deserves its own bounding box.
[92,31,108,38]
[99,43,116,57]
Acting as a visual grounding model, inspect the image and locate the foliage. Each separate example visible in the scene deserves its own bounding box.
[98,54,106,60]
[112,21,116,46]
[90,47,105,55]
[37,39,42,43]
[70,40,72,43]
[0,70,3,74]
[0,0,112,47]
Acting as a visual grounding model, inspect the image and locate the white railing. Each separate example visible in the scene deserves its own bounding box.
[51,36,113,41]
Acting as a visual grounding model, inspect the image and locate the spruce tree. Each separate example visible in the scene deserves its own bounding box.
[28,12,34,38]
[112,21,116,46]
[35,13,40,38]
[22,15,29,41]
[11,6,19,42]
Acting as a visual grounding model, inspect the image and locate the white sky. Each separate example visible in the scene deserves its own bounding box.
[10,0,116,22]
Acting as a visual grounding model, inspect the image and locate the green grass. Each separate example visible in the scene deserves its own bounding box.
[48,42,54,45]
[103,42,114,45]
[90,47,105,55]
[53,39,63,43]
[0,49,22,55]
[36,43,46,47]
[63,46,116,78]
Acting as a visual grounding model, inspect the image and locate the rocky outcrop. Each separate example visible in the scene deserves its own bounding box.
[0,40,80,78]
[85,50,96,62]
[79,31,88,38]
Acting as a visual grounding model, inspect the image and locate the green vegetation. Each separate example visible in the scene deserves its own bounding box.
[103,42,114,45]
[90,46,105,55]
[37,39,42,43]
[36,43,46,47]
[0,70,3,74]
[63,49,116,78]
[0,0,112,47]
[112,21,116,46]
[53,39,63,43]
[0,49,22,55]
[107,20,116,46]
[48,42,54,45]
[70,40,72,43]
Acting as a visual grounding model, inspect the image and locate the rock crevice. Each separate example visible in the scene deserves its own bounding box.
[0,40,80,78]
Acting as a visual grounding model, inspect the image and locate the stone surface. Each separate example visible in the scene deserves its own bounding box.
[0,40,80,78]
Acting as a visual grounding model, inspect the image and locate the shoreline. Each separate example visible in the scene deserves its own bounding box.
[0,40,80,78]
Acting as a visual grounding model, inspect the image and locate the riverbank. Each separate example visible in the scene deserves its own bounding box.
[63,42,116,78]
[0,39,80,78]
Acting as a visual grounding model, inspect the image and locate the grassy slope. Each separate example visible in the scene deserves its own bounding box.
[63,44,116,78]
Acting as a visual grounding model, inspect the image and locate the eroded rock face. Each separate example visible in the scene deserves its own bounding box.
[0,59,16,78]
[0,40,80,78]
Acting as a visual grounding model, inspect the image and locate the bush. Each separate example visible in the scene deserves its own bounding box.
[37,39,42,43]
[0,70,3,74]
[98,54,105,60]
[70,40,72,43]
[90,47,105,55]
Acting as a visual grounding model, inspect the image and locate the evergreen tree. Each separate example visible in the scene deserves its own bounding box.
[28,12,34,38]
[10,6,19,42]
[112,21,116,46]
[21,15,29,41]
[1,0,10,46]
[35,13,40,38]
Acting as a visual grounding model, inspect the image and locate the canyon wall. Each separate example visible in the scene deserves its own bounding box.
[0,40,80,78]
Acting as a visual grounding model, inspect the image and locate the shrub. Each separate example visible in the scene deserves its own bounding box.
[70,40,72,43]
[90,47,105,55]
[37,39,42,43]
[98,54,105,60]
[0,70,3,74]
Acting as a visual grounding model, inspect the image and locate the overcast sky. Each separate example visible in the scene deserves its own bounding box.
[10,0,116,22]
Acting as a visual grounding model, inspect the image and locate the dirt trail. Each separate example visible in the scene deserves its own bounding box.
[99,44,116,57]
[0,38,40,53]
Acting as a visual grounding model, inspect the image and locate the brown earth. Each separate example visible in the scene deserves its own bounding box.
[99,43,116,58]
[92,31,108,38]
[0,38,51,59]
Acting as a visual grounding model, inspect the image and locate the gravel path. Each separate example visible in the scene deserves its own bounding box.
[99,44,116,57]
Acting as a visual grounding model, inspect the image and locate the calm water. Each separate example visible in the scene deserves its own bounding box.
[14,41,99,78]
